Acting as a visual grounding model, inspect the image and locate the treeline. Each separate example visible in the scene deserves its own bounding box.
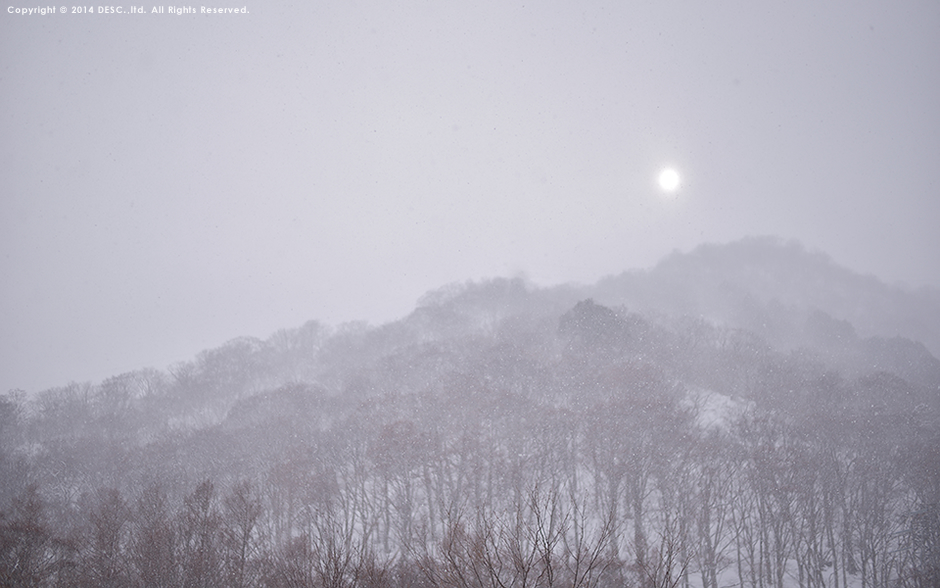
[2,378,938,587]
[2,291,940,588]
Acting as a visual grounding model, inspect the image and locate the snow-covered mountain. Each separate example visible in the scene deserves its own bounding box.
[1,236,937,588]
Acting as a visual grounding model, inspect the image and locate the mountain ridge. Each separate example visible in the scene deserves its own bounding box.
[589,235,940,358]
[2,235,938,588]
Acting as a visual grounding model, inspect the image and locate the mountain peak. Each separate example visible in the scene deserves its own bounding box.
[592,236,940,358]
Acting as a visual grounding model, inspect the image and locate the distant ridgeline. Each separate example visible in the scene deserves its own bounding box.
[2,237,938,588]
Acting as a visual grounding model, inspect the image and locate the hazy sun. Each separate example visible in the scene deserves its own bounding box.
[658,168,681,192]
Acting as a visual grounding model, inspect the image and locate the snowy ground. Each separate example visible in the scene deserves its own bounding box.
[683,388,754,432]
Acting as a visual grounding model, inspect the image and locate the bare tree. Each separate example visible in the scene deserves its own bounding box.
[179,480,222,588]
[222,480,264,588]
[0,485,73,588]
[78,487,132,588]
[132,482,179,588]
[634,519,692,588]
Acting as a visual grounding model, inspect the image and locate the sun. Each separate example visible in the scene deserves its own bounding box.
[658,168,681,192]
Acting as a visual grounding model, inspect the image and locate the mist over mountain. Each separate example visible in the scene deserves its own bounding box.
[592,236,940,358]
[1,236,938,588]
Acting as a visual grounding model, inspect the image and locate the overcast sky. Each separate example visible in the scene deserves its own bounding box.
[2,0,939,393]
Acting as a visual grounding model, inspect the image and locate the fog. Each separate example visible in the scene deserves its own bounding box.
[5,5,940,584]
[2,240,940,587]
[2,3,939,395]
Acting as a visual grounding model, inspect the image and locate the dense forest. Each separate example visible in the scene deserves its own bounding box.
[1,237,938,588]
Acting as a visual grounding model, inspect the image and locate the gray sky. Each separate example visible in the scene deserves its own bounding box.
[2,0,939,394]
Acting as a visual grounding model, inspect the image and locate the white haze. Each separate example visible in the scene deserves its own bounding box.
[1,0,939,393]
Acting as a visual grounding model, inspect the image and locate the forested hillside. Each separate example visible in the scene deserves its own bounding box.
[1,238,938,588]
